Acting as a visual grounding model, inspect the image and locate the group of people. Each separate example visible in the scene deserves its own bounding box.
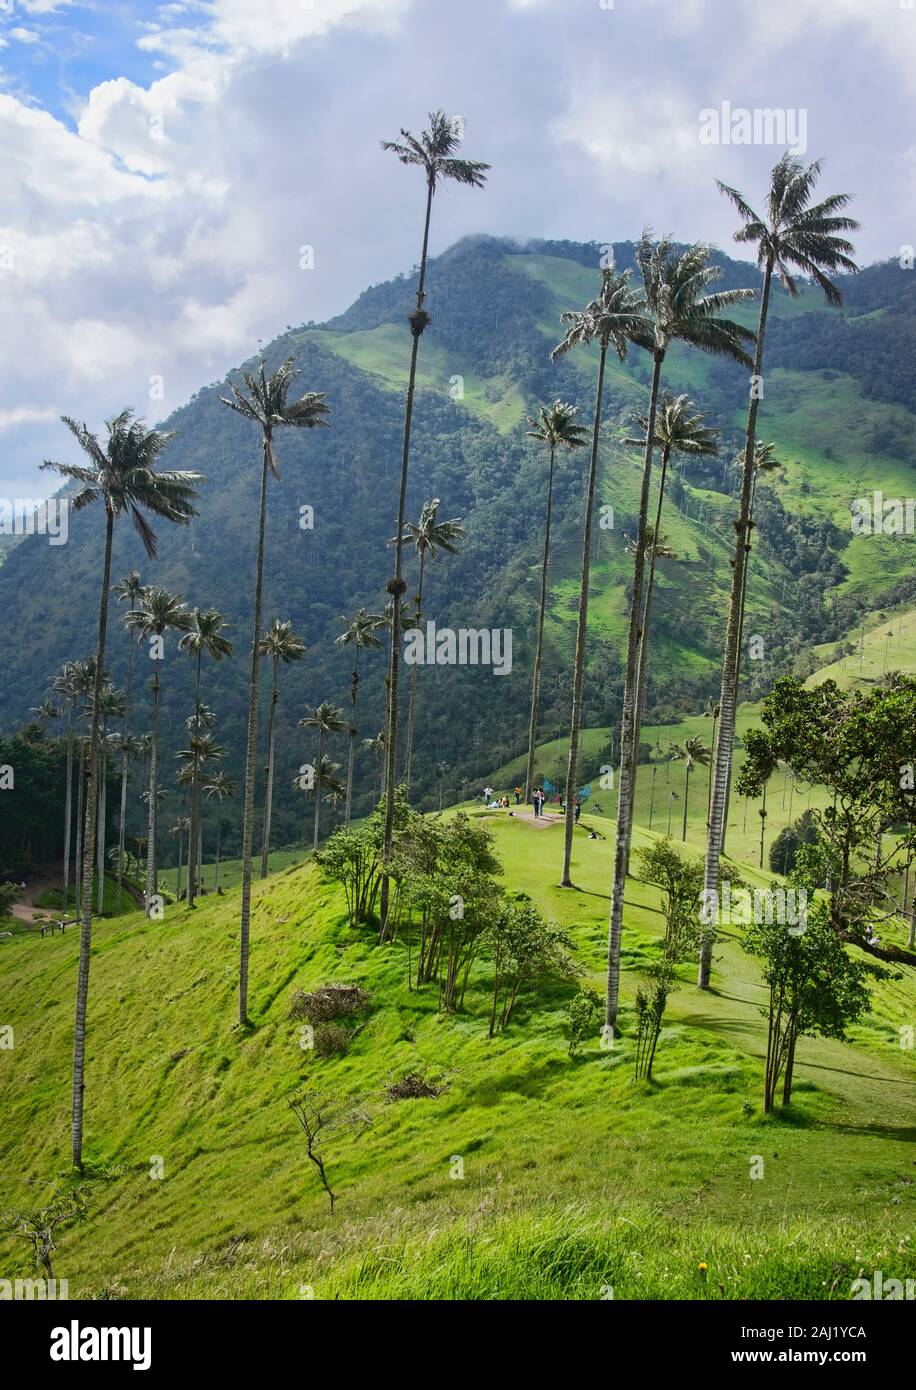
[479,784,582,823]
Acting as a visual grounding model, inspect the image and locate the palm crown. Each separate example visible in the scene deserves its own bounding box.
[335,609,385,654]
[527,400,590,452]
[552,266,649,364]
[382,110,490,192]
[179,608,234,663]
[219,358,330,476]
[125,586,192,641]
[41,411,201,558]
[627,392,719,459]
[300,702,347,737]
[635,233,757,364]
[717,153,859,306]
[395,498,466,562]
[258,618,307,666]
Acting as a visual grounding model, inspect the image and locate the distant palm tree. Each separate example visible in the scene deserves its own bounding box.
[334,610,384,826]
[300,702,347,850]
[362,730,386,805]
[112,572,146,912]
[671,736,711,842]
[178,729,226,892]
[219,357,330,1025]
[179,608,233,906]
[627,394,719,737]
[523,403,588,802]
[379,110,489,941]
[170,815,191,901]
[606,236,756,1029]
[203,771,236,893]
[51,660,83,911]
[701,155,859,991]
[393,499,465,791]
[302,756,346,830]
[93,684,125,915]
[436,759,450,812]
[109,729,142,904]
[256,619,305,877]
[551,266,650,889]
[41,409,199,1170]
[125,587,192,914]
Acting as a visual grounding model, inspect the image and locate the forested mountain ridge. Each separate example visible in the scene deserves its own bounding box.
[1,235,913,853]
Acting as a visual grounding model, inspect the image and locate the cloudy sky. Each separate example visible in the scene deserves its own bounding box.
[1,0,913,498]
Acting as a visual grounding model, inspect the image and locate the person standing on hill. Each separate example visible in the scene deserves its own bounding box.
[514,785,522,805]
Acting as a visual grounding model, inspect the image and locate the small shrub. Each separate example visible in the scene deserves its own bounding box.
[387,1071,445,1100]
[289,983,372,1023]
[313,1023,349,1058]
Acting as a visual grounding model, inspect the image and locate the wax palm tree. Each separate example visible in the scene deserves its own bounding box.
[300,755,346,828]
[606,236,756,1029]
[671,736,711,841]
[109,729,142,905]
[219,357,329,1025]
[70,658,97,908]
[551,267,650,889]
[51,660,83,911]
[92,684,125,915]
[628,395,719,735]
[379,110,489,941]
[523,403,588,801]
[394,499,465,791]
[700,157,859,990]
[125,587,192,915]
[256,619,305,877]
[178,730,226,894]
[179,608,233,906]
[363,730,386,805]
[40,409,199,1169]
[170,816,191,900]
[203,771,236,893]
[334,609,384,827]
[300,702,347,850]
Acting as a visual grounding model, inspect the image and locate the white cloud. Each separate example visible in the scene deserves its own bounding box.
[9,27,41,43]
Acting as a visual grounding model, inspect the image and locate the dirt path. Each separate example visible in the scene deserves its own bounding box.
[9,866,62,925]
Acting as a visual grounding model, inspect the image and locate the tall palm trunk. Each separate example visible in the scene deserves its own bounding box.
[177,830,184,901]
[631,442,672,761]
[145,670,161,910]
[187,649,203,906]
[606,351,664,1028]
[404,550,427,793]
[313,728,325,851]
[380,177,435,941]
[96,727,108,915]
[720,472,758,855]
[71,511,114,1170]
[344,659,359,828]
[215,817,223,893]
[239,438,270,1025]
[560,345,608,886]
[75,722,86,909]
[260,654,279,877]
[62,700,74,909]
[699,260,773,988]
[525,442,557,802]
[116,634,134,914]
[681,763,691,842]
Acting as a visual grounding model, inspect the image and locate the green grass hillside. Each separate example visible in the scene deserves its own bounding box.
[1,812,913,1300]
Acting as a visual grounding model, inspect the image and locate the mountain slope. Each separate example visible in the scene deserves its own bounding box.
[1,236,914,853]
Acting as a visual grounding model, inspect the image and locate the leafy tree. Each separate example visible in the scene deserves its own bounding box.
[745,904,871,1110]
[636,837,705,960]
[634,960,676,1081]
[219,357,330,1025]
[41,410,199,1168]
[485,902,575,1037]
[379,110,489,942]
[703,154,859,991]
[567,986,604,1057]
